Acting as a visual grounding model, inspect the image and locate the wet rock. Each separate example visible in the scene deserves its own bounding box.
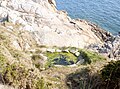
[118,32,120,36]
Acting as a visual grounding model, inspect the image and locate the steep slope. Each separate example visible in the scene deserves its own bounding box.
[0,0,119,89]
[0,0,110,48]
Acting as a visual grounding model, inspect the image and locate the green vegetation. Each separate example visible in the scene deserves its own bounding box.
[0,23,109,89]
[32,54,43,70]
[66,67,102,89]
[79,49,106,64]
[45,48,106,68]
[9,49,22,60]
[0,61,47,89]
[66,60,120,89]
[0,52,48,89]
[0,53,7,73]
[45,51,77,68]
[101,60,120,89]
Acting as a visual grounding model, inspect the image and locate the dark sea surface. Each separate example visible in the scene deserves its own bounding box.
[56,0,120,34]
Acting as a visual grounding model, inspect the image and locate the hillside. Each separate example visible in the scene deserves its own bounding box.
[0,0,120,89]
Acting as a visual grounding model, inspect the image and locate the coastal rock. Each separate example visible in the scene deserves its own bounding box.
[48,0,56,6]
[0,0,107,49]
[56,49,62,52]
[88,22,113,42]
[88,35,120,60]
[1,0,120,89]
[119,32,120,36]
[69,48,78,54]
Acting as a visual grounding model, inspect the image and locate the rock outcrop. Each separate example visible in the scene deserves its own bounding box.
[0,0,110,49]
[88,34,120,60]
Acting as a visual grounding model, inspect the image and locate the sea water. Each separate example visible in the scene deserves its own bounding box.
[56,0,120,34]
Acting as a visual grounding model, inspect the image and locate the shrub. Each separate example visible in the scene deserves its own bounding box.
[0,59,45,89]
[101,60,120,89]
[31,54,43,70]
[79,49,106,64]
[66,67,103,89]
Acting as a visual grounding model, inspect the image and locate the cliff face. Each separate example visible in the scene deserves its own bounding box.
[0,0,105,49]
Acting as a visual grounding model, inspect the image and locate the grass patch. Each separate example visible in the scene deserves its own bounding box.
[45,48,106,68]
[0,53,7,73]
[79,49,106,64]
[45,52,77,68]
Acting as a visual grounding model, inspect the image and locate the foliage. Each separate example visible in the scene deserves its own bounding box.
[36,77,46,89]
[9,49,22,60]
[32,54,43,69]
[101,60,120,81]
[0,55,47,89]
[66,67,103,89]
[79,49,106,64]
[101,60,120,89]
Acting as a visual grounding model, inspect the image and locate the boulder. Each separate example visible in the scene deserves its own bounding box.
[76,56,85,65]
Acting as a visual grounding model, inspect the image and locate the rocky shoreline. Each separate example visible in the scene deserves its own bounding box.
[86,21,120,60]
[88,34,120,60]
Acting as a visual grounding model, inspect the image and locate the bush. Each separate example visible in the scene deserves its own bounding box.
[101,60,120,89]
[0,59,45,89]
[31,54,45,70]
[66,67,104,89]
[79,49,106,64]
